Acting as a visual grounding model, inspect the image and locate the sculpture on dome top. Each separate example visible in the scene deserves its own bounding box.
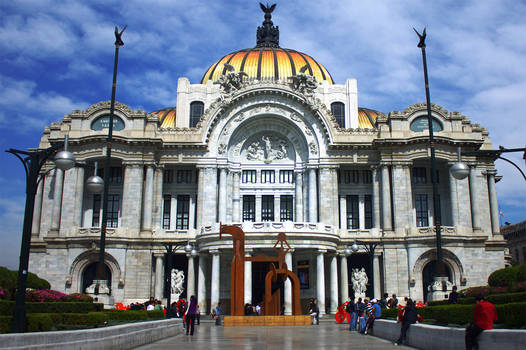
[256,3,279,48]
[217,63,249,94]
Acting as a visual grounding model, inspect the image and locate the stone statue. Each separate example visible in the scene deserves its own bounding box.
[217,64,249,94]
[352,267,368,297]
[171,269,185,301]
[289,65,318,96]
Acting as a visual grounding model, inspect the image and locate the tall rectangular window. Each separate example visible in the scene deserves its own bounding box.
[92,194,101,227]
[279,170,294,183]
[362,170,372,184]
[176,195,190,229]
[413,167,427,184]
[344,170,359,184]
[415,194,429,227]
[176,170,192,184]
[163,169,174,183]
[261,170,275,183]
[346,195,359,229]
[280,195,294,221]
[331,102,345,128]
[243,195,256,222]
[97,166,123,184]
[189,101,204,128]
[242,170,257,183]
[261,195,274,221]
[107,194,120,228]
[163,195,171,230]
[364,195,373,229]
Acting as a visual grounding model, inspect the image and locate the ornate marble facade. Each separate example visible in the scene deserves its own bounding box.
[28,7,506,314]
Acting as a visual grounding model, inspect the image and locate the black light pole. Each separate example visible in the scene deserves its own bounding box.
[7,141,76,333]
[95,26,126,290]
[350,240,380,298]
[414,28,446,277]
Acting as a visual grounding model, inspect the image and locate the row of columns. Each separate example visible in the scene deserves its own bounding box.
[157,249,382,315]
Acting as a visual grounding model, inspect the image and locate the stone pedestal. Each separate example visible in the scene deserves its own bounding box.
[86,280,113,308]
[427,276,453,301]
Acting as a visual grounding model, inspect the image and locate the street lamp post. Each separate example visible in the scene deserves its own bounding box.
[414,28,446,277]
[349,240,380,298]
[163,241,195,317]
[6,138,76,333]
[94,25,127,294]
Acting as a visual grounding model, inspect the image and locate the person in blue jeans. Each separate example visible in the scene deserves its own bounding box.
[346,298,357,331]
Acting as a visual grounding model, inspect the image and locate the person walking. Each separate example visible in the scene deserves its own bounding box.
[196,304,201,325]
[185,295,198,336]
[449,286,459,304]
[465,294,497,350]
[394,299,417,346]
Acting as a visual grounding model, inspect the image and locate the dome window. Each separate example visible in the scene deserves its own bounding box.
[189,101,204,128]
[91,114,125,131]
[331,102,345,127]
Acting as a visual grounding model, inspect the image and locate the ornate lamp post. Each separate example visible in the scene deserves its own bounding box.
[92,25,127,295]
[163,241,195,317]
[349,240,380,298]
[414,28,447,278]
[7,137,76,333]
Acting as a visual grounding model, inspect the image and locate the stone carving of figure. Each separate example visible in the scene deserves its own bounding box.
[289,65,319,96]
[352,267,368,296]
[245,135,289,163]
[217,64,249,94]
[171,269,185,300]
[262,135,272,160]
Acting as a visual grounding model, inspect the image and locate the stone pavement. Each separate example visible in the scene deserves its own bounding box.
[133,321,416,350]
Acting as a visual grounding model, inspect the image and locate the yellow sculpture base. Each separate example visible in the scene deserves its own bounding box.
[223,315,311,326]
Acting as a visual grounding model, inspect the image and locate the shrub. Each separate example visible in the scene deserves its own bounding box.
[26,313,54,332]
[381,308,400,319]
[488,266,519,287]
[26,289,68,302]
[0,267,17,299]
[497,302,526,328]
[0,315,12,333]
[510,281,526,292]
[26,272,51,290]
[63,293,93,303]
[62,312,109,327]
[517,263,526,282]
[0,301,100,315]
[105,310,148,321]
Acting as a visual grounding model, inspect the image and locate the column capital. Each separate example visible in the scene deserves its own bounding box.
[122,161,143,167]
[485,169,497,176]
[153,252,165,258]
[317,249,327,254]
[209,249,220,255]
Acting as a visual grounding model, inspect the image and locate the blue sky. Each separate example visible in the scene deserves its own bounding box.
[1,0,525,269]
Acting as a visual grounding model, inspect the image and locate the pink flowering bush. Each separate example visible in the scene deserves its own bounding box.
[26,289,68,302]
[510,281,526,292]
[63,293,94,302]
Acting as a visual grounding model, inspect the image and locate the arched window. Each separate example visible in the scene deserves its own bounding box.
[189,101,204,128]
[331,102,345,127]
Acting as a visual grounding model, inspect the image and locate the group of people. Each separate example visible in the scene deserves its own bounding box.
[346,297,382,334]
[244,302,262,315]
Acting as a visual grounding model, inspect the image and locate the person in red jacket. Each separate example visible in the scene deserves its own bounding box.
[465,294,497,350]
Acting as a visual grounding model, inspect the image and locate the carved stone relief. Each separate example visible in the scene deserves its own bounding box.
[244,134,290,163]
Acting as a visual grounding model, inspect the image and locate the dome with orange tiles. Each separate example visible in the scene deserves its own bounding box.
[201,4,333,85]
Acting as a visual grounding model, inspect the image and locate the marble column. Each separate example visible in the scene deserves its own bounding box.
[339,196,347,230]
[487,170,500,235]
[295,171,304,222]
[232,171,241,222]
[449,165,460,228]
[469,165,481,231]
[319,167,333,224]
[274,195,280,222]
[196,167,205,228]
[152,167,164,231]
[73,166,85,228]
[380,165,392,231]
[373,254,381,299]
[31,176,44,238]
[372,166,381,231]
[154,254,164,300]
[255,194,262,222]
[309,168,318,222]
[218,167,227,223]
[340,255,349,303]
[392,165,412,232]
[187,255,196,299]
[122,163,144,232]
[316,250,326,315]
[284,251,292,315]
[142,165,154,231]
[51,168,64,233]
[244,251,252,305]
[197,254,208,313]
[210,250,220,310]
[329,254,338,314]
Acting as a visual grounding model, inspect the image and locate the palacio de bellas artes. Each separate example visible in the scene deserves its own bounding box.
[27,4,506,315]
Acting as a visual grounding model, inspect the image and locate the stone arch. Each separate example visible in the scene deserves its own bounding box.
[67,249,123,294]
[412,249,465,287]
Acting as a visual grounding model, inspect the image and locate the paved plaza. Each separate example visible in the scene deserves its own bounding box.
[134,321,416,350]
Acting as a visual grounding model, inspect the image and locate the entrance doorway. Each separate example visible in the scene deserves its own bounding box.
[82,262,111,294]
[347,253,371,298]
[422,260,452,302]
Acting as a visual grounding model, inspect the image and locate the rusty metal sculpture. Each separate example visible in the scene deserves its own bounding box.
[219,224,302,315]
